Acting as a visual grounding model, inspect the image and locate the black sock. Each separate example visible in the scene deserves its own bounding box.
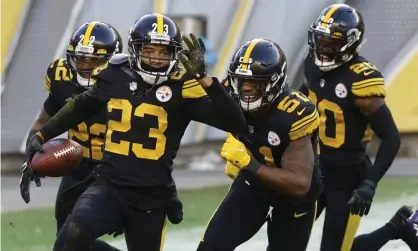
[351,223,396,251]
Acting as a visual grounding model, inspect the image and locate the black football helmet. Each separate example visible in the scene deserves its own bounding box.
[66,21,123,86]
[228,38,288,112]
[308,4,365,71]
[128,14,183,85]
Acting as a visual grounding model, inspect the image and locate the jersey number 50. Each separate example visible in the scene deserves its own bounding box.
[105,99,167,160]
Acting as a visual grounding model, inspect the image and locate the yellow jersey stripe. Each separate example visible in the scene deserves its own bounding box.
[183,83,200,90]
[321,5,340,27]
[352,78,384,87]
[157,14,164,34]
[83,21,99,46]
[241,39,261,70]
[291,109,318,129]
[183,79,198,88]
[289,116,319,140]
[290,111,319,132]
[352,82,385,90]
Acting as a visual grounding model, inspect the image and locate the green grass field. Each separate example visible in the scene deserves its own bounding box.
[2,177,418,251]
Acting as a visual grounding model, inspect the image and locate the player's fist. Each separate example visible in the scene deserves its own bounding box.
[220,133,251,169]
[225,161,240,180]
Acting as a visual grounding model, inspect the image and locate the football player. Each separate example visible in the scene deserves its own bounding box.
[300,3,401,251]
[24,14,246,251]
[20,21,122,251]
[197,38,323,251]
[351,205,418,250]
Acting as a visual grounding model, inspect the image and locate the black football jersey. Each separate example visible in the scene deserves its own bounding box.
[303,54,386,165]
[233,88,321,203]
[84,54,241,188]
[43,58,107,161]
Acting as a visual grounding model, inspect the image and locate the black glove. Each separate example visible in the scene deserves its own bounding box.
[166,195,183,224]
[178,33,207,80]
[348,180,376,216]
[20,134,45,203]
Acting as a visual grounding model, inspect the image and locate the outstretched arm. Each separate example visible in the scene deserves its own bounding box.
[37,85,109,142]
[185,77,246,134]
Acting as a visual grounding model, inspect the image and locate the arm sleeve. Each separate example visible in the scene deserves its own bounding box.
[287,103,319,141]
[351,71,386,98]
[39,80,110,141]
[365,104,400,184]
[184,77,246,134]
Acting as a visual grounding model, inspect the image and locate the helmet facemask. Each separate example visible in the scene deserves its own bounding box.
[308,25,363,71]
[129,34,181,86]
[228,63,287,112]
[66,52,109,87]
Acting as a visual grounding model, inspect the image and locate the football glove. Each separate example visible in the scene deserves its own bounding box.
[220,133,251,169]
[225,161,240,180]
[20,134,45,203]
[165,195,183,225]
[348,180,376,217]
[178,33,207,80]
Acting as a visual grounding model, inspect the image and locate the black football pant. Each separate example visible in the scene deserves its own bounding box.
[197,172,317,251]
[316,158,370,251]
[53,178,167,251]
[55,163,120,251]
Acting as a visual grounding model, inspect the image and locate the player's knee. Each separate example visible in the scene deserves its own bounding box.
[63,221,93,251]
[196,241,219,251]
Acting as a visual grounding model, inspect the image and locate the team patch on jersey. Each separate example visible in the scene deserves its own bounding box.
[156,86,172,102]
[335,83,348,98]
[267,131,281,146]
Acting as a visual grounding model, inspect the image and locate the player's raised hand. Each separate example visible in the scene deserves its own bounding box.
[179,33,207,80]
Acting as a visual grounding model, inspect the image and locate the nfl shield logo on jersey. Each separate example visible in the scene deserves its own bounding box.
[156,86,172,102]
[129,82,137,91]
[335,83,348,98]
[268,131,280,146]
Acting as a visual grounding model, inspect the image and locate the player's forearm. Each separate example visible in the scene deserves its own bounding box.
[249,162,311,196]
[26,107,51,148]
[39,94,103,142]
[202,77,246,133]
[367,104,401,184]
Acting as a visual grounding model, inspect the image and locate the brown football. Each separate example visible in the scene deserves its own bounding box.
[31,138,84,177]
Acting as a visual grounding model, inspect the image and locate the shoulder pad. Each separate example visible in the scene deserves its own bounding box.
[349,61,386,98]
[276,89,319,140]
[109,53,129,65]
[45,58,73,93]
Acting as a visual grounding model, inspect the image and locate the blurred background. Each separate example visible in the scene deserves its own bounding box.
[1,0,418,250]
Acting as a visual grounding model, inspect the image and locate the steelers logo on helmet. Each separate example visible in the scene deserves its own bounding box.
[308,4,365,71]
[228,38,288,113]
[128,14,183,86]
[66,21,123,87]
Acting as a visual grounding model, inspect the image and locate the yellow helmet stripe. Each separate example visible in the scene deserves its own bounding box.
[321,5,340,28]
[157,14,164,34]
[241,38,262,70]
[83,21,100,46]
